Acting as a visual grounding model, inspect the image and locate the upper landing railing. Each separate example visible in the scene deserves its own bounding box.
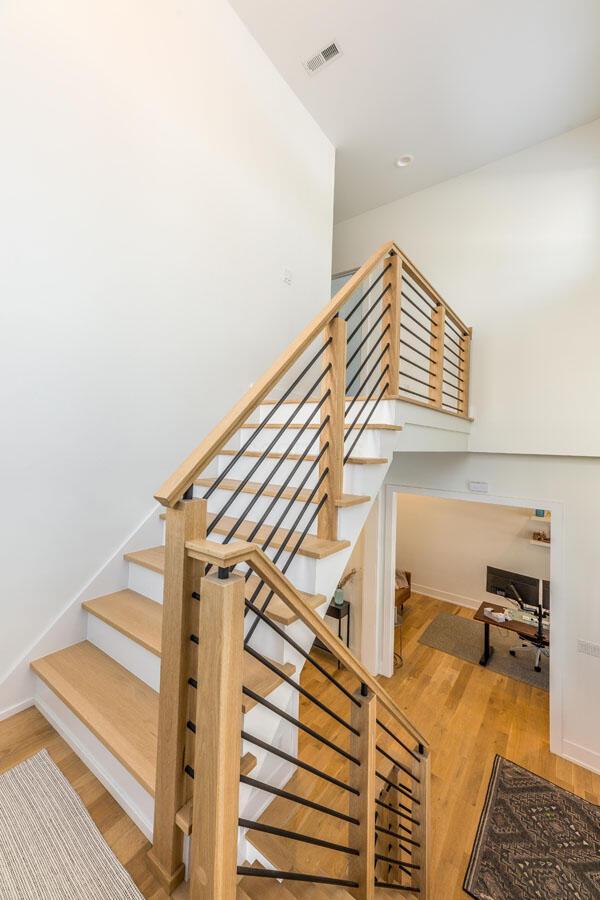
[154,241,472,520]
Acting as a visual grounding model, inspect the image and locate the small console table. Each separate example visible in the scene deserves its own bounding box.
[314,599,351,669]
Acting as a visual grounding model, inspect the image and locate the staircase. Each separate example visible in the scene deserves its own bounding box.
[29,241,472,898]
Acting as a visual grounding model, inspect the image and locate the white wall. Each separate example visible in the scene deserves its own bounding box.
[333,119,600,456]
[396,494,550,609]
[0,0,334,689]
[385,452,600,774]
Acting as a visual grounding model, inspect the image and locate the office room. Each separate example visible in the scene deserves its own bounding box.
[394,492,551,719]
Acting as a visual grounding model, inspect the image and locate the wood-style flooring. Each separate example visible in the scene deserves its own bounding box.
[2,594,598,899]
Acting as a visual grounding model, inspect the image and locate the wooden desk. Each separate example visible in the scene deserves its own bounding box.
[473,601,549,667]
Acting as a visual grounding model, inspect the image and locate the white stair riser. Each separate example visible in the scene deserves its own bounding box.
[128,563,164,604]
[156,524,321,594]
[256,399,397,426]
[86,614,161,692]
[196,485,321,536]
[34,681,155,840]
[195,485,366,539]
[227,427,388,459]
[215,452,387,495]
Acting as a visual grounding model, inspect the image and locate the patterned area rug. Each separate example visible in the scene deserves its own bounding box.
[0,749,143,899]
[464,755,600,899]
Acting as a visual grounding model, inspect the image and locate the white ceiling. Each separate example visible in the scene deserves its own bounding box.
[230,0,600,222]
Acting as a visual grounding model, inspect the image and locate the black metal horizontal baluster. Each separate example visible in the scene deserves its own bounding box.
[244,644,358,735]
[444,329,463,353]
[400,322,435,352]
[376,718,420,761]
[374,883,420,894]
[344,263,391,323]
[244,490,327,642]
[375,824,419,851]
[443,365,464,384]
[402,274,437,310]
[443,342,465,364]
[400,371,433,390]
[243,440,328,553]
[237,867,359,889]
[346,304,391,373]
[343,382,389,464]
[207,379,331,533]
[375,853,419,878]
[345,343,390,418]
[398,386,430,401]
[344,367,389,442]
[399,338,434,364]
[346,284,391,343]
[400,307,436,339]
[376,769,418,804]
[445,315,464,339]
[399,355,435,378]
[376,744,419,783]
[240,775,359,826]
[238,819,358,856]
[242,598,361,706]
[401,291,435,323]
[375,797,419,827]
[204,339,333,500]
[241,730,359,794]
[345,325,391,395]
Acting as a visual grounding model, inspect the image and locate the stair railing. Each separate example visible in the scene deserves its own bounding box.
[147,242,470,896]
[170,530,431,899]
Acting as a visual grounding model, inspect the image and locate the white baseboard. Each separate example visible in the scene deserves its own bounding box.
[561,739,600,777]
[35,683,154,839]
[0,697,34,722]
[412,582,481,611]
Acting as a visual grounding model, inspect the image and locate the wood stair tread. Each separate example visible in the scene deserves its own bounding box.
[207,515,350,560]
[31,641,158,795]
[219,449,387,466]
[175,751,257,835]
[195,477,370,509]
[123,546,325,624]
[123,545,165,574]
[82,590,162,656]
[240,423,401,432]
[82,585,294,711]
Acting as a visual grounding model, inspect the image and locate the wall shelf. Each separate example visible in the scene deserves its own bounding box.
[530,538,551,548]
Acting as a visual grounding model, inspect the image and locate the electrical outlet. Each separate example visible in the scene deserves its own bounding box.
[577,639,600,659]
[468,481,488,494]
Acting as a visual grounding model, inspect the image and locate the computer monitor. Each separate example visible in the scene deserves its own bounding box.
[486,566,550,611]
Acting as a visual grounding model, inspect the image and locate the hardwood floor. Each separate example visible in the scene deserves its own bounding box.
[2,595,599,899]
[0,706,168,900]
[250,593,600,899]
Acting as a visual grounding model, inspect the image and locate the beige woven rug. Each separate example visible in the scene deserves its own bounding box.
[0,749,143,899]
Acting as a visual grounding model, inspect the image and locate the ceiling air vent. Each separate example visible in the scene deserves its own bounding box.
[304,42,341,75]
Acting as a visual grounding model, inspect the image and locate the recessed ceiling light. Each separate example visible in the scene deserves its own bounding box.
[395,155,414,168]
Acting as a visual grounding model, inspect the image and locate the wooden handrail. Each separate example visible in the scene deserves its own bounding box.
[186,537,429,750]
[154,240,469,508]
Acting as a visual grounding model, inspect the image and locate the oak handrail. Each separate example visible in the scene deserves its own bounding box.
[154,240,468,508]
[186,537,429,749]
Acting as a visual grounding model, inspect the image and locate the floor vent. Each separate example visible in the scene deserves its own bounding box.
[304,42,341,75]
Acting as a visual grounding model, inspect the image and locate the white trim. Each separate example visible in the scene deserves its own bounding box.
[35,686,154,839]
[381,480,566,759]
[561,739,600,777]
[0,697,34,722]
[410,583,480,610]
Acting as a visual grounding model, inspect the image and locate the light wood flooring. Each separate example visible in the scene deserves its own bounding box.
[1,594,598,899]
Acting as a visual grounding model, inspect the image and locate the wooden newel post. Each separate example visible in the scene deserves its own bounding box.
[458,327,472,417]
[411,746,431,899]
[148,498,207,895]
[349,685,376,900]
[429,303,445,409]
[318,315,347,541]
[382,253,402,397]
[190,570,245,900]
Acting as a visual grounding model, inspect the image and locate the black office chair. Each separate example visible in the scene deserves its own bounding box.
[506,583,549,673]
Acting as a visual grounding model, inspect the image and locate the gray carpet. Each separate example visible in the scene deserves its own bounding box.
[419,612,549,690]
[0,750,143,899]
[464,755,600,899]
